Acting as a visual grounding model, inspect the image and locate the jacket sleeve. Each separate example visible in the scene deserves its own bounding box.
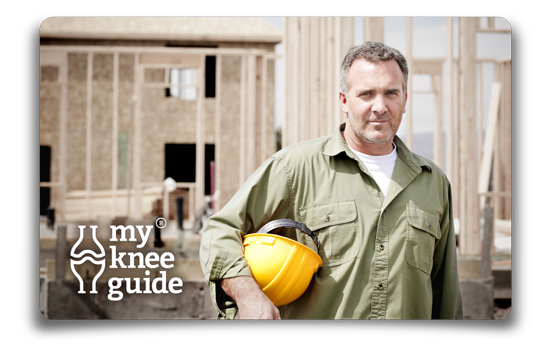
[199,156,293,319]
[430,181,463,319]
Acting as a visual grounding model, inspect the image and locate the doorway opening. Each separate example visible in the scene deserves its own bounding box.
[40,146,51,216]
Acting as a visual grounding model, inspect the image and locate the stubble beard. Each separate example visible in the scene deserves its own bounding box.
[348,112,395,145]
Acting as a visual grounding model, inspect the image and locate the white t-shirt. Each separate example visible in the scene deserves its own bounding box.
[350,144,397,197]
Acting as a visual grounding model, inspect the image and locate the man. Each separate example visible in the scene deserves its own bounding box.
[200,41,463,319]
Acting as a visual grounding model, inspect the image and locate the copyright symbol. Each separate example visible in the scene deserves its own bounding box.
[156,217,167,229]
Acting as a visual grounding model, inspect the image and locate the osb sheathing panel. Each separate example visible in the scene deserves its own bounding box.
[117,54,135,134]
[140,85,200,183]
[67,53,87,191]
[219,55,243,209]
[91,53,114,191]
[264,58,276,157]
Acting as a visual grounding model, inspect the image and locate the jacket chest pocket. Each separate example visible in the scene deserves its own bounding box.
[405,203,441,274]
[300,199,358,268]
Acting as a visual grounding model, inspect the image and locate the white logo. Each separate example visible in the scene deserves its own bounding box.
[69,219,183,301]
[70,225,106,294]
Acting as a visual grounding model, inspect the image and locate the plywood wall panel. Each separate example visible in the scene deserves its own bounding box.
[91,53,114,191]
[66,53,88,191]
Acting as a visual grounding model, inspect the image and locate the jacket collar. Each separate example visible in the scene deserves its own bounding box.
[322,122,432,173]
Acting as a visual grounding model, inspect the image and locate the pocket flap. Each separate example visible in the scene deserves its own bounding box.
[406,203,441,239]
[300,199,357,232]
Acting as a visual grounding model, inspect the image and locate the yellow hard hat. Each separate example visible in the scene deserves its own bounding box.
[243,219,322,306]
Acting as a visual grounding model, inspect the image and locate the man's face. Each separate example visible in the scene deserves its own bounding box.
[340,59,407,146]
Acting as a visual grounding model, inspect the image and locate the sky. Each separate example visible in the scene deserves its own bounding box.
[260,16,511,160]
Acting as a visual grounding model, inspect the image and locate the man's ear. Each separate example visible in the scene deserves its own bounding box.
[339,92,349,114]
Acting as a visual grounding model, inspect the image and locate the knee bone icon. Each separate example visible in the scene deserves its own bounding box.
[70,225,106,294]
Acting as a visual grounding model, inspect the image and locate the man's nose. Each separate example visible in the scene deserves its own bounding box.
[371,94,388,115]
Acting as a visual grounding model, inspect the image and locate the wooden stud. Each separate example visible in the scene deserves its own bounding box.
[255,55,263,168]
[59,52,68,221]
[433,73,443,168]
[326,17,334,136]
[458,17,480,256]
[195,54,206,215]
[239,55,246,185]
[478,82,502,210]
[493,62,502,220]
[477,62,483,166]
[247,54,256,177]
[286,17,293,147]
[132,53,142,220]
[453,50,460,217]
[293,18,301,146]
[406,17,414,150]
[300,17,309,144]
[112,52,119,219]
[334,17,342,130]
[445,18,454,188]
[310,17,320,141]
[215,55,222,212]
[319,17,327,138]
[260,55,267,163]
[504,60,512,220]
[364,17,384,43]
[86,52,93,221]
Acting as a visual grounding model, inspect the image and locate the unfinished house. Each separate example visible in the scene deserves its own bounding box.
[40,17,282,224]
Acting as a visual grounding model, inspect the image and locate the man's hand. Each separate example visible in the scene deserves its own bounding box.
[220,276,281,319]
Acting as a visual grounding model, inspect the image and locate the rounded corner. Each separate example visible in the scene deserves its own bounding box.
[38,307,50,321]
[40,16,55,34]
[496,16,512,32]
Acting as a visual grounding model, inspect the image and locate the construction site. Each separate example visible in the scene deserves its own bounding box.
[39,17,511,320]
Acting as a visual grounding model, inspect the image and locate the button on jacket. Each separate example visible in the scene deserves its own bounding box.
[200,124,463,319]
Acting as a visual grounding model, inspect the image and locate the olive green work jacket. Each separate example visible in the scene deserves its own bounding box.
[200,124,463,319]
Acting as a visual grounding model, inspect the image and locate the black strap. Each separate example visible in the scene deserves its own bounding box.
[257,219,319,248]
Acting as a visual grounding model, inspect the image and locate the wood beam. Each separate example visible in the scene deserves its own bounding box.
[195,55,206,214]
[433,73,443,168]
[364,17,384,43]
[111,52,119,219]
[406,17,413,150]
[86,52,93,221]
[239,55,246,185]
[478,82,502,210]
[215,55,222,212]
[458,17,480,255]
[132,53,142,220]
[445,17,454,188]
[59,52,68,221]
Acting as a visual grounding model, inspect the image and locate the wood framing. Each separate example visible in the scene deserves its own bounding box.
[132,53,142,220]
[195,54,206,216]
[111,52,119,218]
[214,55,222,212]
[432,73,443,168]
[239,55,247,186]
[458,17,481,255]
[406,17,413,150]
[86,52,93,221]
[364,17,384,43]
[478,82,502,210]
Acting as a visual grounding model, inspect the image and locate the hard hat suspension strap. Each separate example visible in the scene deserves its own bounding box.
[257,219,320,249]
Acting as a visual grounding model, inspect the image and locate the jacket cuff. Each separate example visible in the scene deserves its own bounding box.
[208,249,252,319]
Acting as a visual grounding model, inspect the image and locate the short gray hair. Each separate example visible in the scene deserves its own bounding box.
[339,41,409,94]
